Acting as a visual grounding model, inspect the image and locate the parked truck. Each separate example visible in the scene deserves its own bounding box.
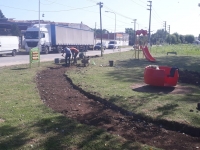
[24,24,94,54]
[0,36,19,57]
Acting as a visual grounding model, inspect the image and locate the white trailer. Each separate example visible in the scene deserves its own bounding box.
[24,24,94,54]
[0,36,19,56]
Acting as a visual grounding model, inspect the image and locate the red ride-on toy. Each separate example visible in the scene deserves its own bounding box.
[144,65,179,87]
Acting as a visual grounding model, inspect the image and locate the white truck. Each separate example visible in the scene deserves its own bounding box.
[24,24,94,54]
[0,36,19,57]
[108,40,118,49]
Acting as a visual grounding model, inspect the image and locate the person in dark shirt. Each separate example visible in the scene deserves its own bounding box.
[62,46,72,66]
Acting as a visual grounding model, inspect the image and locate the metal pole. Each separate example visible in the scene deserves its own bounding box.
[97,2,103,57]
[114,13,116,41]
[93,22,96,51]
[134,19,136,45]
[39,0,41,52]
[147,1,152,46]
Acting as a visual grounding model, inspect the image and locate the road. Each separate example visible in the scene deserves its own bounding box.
[0,47,132,67]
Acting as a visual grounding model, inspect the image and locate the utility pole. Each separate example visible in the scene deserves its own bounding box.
[97,2,103,57]
[131,20,137,45]
[147,1,152,46]
[164,21,166,32]
[38,0,41,52]
[168,25,170,34]
[163,21,166,42]
[133,19,137,45]
[93,22,96,51]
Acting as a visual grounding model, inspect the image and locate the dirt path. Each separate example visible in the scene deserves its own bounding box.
[36,66,200,150]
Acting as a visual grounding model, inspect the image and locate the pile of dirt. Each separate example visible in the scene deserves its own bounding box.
[36,66,200,150]
[179,70,200,86]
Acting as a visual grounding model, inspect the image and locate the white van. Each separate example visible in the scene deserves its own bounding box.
[108,40,118,49]
[0,36,19,56]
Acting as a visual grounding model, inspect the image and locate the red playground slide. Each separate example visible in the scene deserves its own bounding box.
[142,46,156,62]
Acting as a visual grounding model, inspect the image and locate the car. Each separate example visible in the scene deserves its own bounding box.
[108,40,118,49]
[94,43,106,50]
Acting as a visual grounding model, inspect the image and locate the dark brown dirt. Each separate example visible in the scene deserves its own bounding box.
[36,66,200,150]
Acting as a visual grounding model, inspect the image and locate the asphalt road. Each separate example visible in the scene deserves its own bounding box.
[0,47,132,67]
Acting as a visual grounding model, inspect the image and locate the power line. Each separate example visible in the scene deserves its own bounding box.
[0,4,97,13]
[151,11,162,23]
[41,0,57,5]
[0,4,38,12]
[87,0,139,20]
[152,7,163,22]
[129,0,147,9]
[137,0,147,5]
[42,5,97,12]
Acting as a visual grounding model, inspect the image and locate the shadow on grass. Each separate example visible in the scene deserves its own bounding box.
[11,67,29,70]
[132,85,175,94]
[30,115,141,150]
[106,55,200,85]
[155,103,179,119]
[0,125,28,150]
[47,66,63,70]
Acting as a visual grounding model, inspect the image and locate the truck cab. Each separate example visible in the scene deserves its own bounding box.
[25,24,51,54]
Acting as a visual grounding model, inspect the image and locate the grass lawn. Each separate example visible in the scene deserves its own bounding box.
[67,44,200,128]
[0,44,200,149]
[0,62,158,149]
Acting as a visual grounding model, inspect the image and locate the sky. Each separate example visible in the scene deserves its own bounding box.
[1,0,200,36]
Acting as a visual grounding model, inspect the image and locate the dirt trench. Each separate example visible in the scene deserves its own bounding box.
[36,66,200,150]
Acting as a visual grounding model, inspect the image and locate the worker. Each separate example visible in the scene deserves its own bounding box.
[62,46,72,67]
[70,47,79,64]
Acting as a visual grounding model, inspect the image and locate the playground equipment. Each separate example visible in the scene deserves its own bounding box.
[142,46,156,62]
[133,29,155,62]
[144,65,179,87]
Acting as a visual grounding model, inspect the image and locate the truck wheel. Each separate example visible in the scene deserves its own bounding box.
[12,50,16,57]
[44,47,49,54]
[57,47,62,53]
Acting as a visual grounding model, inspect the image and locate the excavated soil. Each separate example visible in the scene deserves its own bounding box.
[36,66,200,150]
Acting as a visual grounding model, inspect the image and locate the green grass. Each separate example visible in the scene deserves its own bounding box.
[151,44,200,56]
[67,44,200,128]
[0,63,158,149]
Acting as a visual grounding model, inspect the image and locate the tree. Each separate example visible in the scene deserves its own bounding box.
[179,35,185,43]
[171,34,177,44]
[150,29,166,44]
[10,24,21,36]
[172,32,181,44]
[125,28,134,45]
[94,29,109,35]
[0,10,5,18]
[166,34,172,44]
[185,35,194,43]
[198,34,200,41]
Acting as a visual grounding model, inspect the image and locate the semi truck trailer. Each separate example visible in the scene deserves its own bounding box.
[24,24,94,54]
